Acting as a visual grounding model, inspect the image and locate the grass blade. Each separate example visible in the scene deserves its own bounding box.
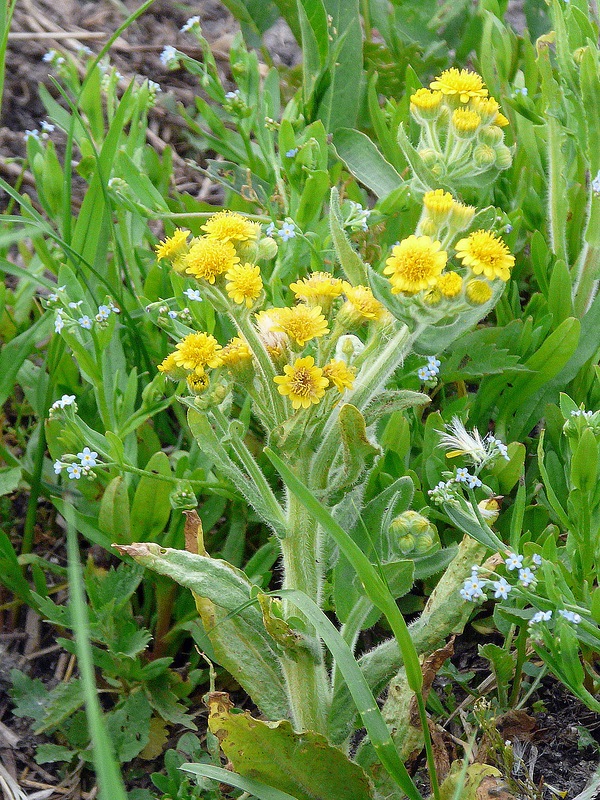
[180,763,299,800]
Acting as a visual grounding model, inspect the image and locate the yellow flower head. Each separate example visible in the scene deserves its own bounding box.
[466,279,493,304]
[450,202,476,230]
[410,88,443,118]
[495,112,510,128]
[289,272,344,308]
[323,359,355,393]
[471,96,502,125]
[173,332,223,375]
[455,230,515,282]
[157,352,187,380]
[155,228,190,262]
[384,236,448,294]
[452,108,481,135]
[430,68,488,104]
[221,336,253,366]
[423,189,455,222]
[273,304,330,347]
[436,271,463,298]
[273,356,329,410]
[225,263,263,308]
[186,372,210,395]
[341,282,388,321]
[184,237,239,284]
[201,210,261,243]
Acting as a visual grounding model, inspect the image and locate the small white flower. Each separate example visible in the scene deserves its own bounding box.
[24,129,40,142]
[42,50,56,62]
[530,609,552,625]
[160,46,180,69]
[225,90,240,100]
[108,301,120,314]
[505,552,523,571]
[52,394,76,410]
[265,222,276,237]
[40,120,55,133]
[54,314,65,334]
[53,460,63,475]
[78,315,92,330]
[455,467,470,483]
[181,15,201,32]
[467,474,482,489]
[592,170,600,195]
[280,221,296,242]
[493,577,511,600]
[428,480,455,504]
[168,310,178,319]
[67,464,82,480]
[558,609,581,624]
[96,304,111,321]
[147,80,161,93]
[77,447,99,468]
[518,567,536,587]
[285,148,298,158]
[69,300,83,309]
[571,408,594,419]
[515,87,528,96]
[439,417,488,464]
[532,553,542,567]
[183,288,202,301]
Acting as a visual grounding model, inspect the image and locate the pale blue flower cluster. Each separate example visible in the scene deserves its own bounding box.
[160,46,180,69]
[285,148,299,158]
[460,551,543,604]
[265,220,297,242]
[455,467,482,488]
[181,16,201,33]
[571,409,593,419]
[417,355,440,382]
[54,447,100,481]
[183,288,203,302]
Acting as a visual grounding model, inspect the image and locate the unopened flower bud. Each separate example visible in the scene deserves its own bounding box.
[473,143,496,168]
[479,125,503,146]
[257,236,278,261]
[494,145,513,169]
[418,148,438,167]
[390,511,438,555]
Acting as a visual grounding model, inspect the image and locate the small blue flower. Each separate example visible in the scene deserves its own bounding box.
[54,460,63,475]
[532,553,542,567]
[184,289,202,302]
[40,120,55,133]
[55,314,65,334]
[518,567,535,587]
[493,577,511,600]
[592,170,600,194]
[467,474,482,489]
[285,148,299,158]
[418,366,432,382]
[530,609,552,624]
[505,552,523,571]
[280,221,296,242]
[225,90,240,100]
[24,129,40,142]
[67,464,83,480]
[559,609,581,624]
[265,222,276,237]
[96,304,111,321]
[455,467,470,483]
[427,356,441,371]
[78,315,92,330]
[168,310,178,319]
[77,447,99,468]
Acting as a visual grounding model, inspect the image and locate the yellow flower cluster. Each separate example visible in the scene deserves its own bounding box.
[274,356,355,410]
[409,69,511,182]
[383,193,514,304]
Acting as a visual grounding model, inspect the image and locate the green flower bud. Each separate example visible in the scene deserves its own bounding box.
[418,148,438,167]
[257,236,278,261]
[398,534,416,555]
[170,481,198,510]
[473,143,496,168]
[478,125,503,146]
[390,510,438,556]
[494,145,513,169]
[236,241,258,263]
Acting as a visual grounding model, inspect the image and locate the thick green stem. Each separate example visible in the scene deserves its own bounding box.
[280,464,330,734]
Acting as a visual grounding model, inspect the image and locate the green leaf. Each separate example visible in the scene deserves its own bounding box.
[0,466,21,496]
[336,404,381,491]
[10,669,49,725]
[182,764,299,800]
[571,427,598,494]
[0,312,54,408]
[106,692,152,763]
[332,129,404,199]
[329,187,369,285]
[363,390,430,426]
[35,744,78,764]
[478,644,514,706]
[116,542,289,720]
[99,477,131,544]
[35,679,85,734]
[297,0,328,105]
[206,694,373,800]
[130,452,172,540]
[0,533,33,604]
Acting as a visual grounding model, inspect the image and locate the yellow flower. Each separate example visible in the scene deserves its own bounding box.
[173,332,223,375]
[452,108,481,135]
[155,229,190,262]
[450,202,476,229]
[274,356,329,410]
[455,230,515,281]
[221,336,253,366]
[436,271,463,298]
[157,352,187,380]
[289,272,344,308]
[323,359,355,393]
[184,237,239,284]
[410,88,443,117]
[201,210,261,243]
[466,279,493,304]
[430,68,488,104]
[341,282,387,321]
[384,236,447,294]
[423,189,455,222]
[186,372,210,395]
[471,96,502,125]
[225,263,263,307]
[273,305,330,347]
[495,112,510,128]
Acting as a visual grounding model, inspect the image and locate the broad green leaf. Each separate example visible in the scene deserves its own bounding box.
[363,390,430,426]
[336,404,381,490]
[206,693,373,800]
[329,187,369,285]
[130,452,172,540]
[99,477,131,544]
[297,0,328,104]
[0,313,54,408]
[332,129,403,199]
[0,467,21,497]
[106,692,152,763]
[571,427,598,494]
[35,680,85,734]
[116,540,289,720]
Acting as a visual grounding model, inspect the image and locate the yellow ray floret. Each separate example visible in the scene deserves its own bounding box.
[173,332,223,375]
[225,263,263,307]
[455,230,515,282]
[452,108,481,134]
[384,236,447,294]
[157,352,187,380]
[274,356,329,409]
[342,282,387,321]
[436,271,463,298]
[323,360,356,393]
[423,189,455,217]
[201,210,261,243]
[289,272,344,303]
[272,304,330,347]
[184,237,240,284]
[155,229,190,262]
[410,88,443,112]
[430,68,488,104]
